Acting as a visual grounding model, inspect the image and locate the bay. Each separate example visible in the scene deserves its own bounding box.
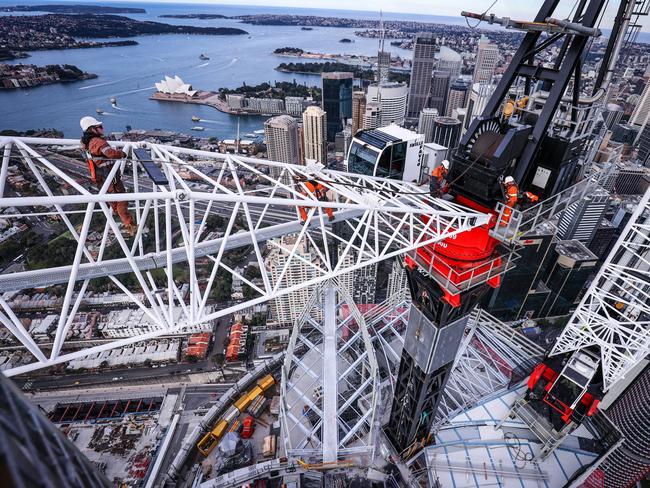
[0,1,459,138]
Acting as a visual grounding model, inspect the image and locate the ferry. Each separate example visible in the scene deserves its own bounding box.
[199,54,210,60]
[110,97,117,104]
[191,115,201,122]
[95,108,104,114]
[191,126,206,131]
[253,129,265,135]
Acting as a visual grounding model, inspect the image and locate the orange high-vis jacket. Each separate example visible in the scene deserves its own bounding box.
[83,137,125,183]
[505,182,519,207]
[431,165,448,181]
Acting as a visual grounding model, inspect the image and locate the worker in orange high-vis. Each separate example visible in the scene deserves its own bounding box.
[500,175,519,227]
[297,179,334,222]
[429,160,449,198]
[80,116,136,236]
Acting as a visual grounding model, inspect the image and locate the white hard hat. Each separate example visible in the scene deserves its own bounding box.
[80,116,102,132]
[504,176,515,184]
[441,160,450,170]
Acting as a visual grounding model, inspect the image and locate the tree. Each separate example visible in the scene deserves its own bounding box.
[186,355,199,363]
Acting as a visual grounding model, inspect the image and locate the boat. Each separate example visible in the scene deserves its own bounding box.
[96,108,104,114]
[191,115,201,122]
[191,126,205,131]
[110,97,117,104]
[253,129,265,134]
[244,133,258,138]
[199,54,210,60]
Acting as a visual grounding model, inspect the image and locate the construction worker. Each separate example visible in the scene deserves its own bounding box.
[80,116,136,235]
[500,175,519,227]
[297,179,334,222]
[429,160,450,198]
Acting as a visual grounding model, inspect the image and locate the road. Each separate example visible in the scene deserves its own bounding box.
[15,359,212,391]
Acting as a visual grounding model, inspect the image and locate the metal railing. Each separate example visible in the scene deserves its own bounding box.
[491,171,611,243]
[409,244,520,295]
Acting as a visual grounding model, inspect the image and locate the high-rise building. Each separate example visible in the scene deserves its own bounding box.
[376,10,390,84]
[436,46,462,80]
[432,116,462,159]
[367,82,408,126]
[445,79,470,117]
[636,122,650,165]
[377,51,391,84]
[473,35,499,84]
[428,70,451,115]
[266,236,353,326]
[351,90,366,136]
[418,108,439,143]
[406,32,437,119]
[539,240,598,317]
[321,72,353,142]
[557,190,610,245]
[603,102,624,130]
[465,82,496,130]
[265,115,301,184]
[302,105,327,164]
[594,365,650,487]
[386,259,408,299]
[362,101,382,130]
[630,81,650,127]
[352,262,377,304]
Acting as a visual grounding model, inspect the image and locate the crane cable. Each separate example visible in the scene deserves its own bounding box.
[465,0,499,29]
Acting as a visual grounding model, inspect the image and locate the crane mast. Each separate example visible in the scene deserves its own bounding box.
[387,0,644,457]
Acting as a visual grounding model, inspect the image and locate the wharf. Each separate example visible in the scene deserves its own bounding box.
[150,91,272,116]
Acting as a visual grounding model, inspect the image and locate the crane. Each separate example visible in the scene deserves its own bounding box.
[0,136,488,375]
[385,0,649,457]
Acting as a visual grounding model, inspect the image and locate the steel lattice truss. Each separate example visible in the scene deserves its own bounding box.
[0,137,487,375]
[551,186,650,391]
[280,280,380,464]
[433,308,544,429]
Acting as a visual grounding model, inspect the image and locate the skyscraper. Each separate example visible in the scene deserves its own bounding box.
[418,108,439,143]
[351,90,367,135]
[376,10,390,84]
[473,35,499,84]
[302,105,327,164]
[363,101,382,130]
[557,190,610,245]
[465,82,496,130]
[367,82,408,126]
[630,81,650,128]
[636,122,650,165]
[428,70,451,115]
[445,79,470,117]
[321,72,353,142]
[264,115,300,165]
[436,46,462,80]
[432,116,462,159]
[406,32,437,119]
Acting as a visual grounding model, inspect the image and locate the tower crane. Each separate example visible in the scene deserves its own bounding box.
[386,0,650,457]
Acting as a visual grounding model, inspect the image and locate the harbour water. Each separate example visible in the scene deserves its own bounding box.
[0,1,469,138]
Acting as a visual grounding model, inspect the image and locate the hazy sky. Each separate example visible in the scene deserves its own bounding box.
[125,0,639,29]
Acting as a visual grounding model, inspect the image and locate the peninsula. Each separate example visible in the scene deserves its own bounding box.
[159,14,229,19]
[0,63,96,89]
[0,14,248,56]
[0,4,146,14]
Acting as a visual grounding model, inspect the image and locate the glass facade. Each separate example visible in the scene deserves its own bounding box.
[322,75,353,142]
